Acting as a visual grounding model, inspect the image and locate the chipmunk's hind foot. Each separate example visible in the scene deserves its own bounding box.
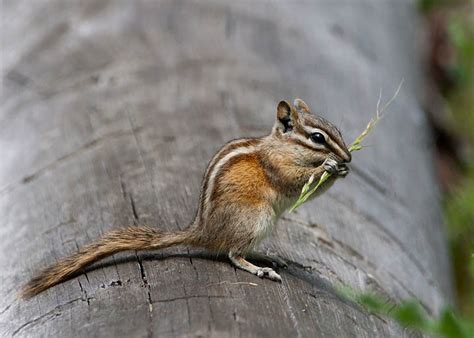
[229,253,282,282]
[256,267,282,282]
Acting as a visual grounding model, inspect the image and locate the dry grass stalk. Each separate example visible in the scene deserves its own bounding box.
[289,81,404,212]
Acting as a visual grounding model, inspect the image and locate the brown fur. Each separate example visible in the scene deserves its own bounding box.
[20,227,195,298]
[211,152,272,205]
[199,138,262,222]
[20,98,350,298]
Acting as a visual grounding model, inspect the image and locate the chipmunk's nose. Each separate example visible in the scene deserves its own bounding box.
[345,151,352,163]
[341,150,352,163]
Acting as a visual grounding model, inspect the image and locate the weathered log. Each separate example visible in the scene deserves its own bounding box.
[0,1,452,337]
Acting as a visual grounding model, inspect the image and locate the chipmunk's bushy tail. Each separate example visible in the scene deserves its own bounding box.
[20,226,195,298]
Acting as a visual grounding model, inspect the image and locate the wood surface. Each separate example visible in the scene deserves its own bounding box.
[0,1,452,337]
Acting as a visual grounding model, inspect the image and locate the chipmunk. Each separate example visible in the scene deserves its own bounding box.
[20,99,351,298]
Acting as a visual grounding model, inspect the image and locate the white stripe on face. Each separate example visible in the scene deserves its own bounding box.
[302,125,347,160]
[302,126,326,136]
[290,132,325,150]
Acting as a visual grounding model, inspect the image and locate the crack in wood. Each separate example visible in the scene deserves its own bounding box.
[111,256,122,283]
[11,297,89,336]
[305,291,389,327]
[280,286,302,338]
[119,174,140,227]
[135,253,153,307]
[77,280,91,306]
[183,287,192,328]
[130,195,140,224]
[0,128,143,195]
[281,217,439,314]
[126,109,160,208]
[293,193,439,291]
[350,164,410,210]
[328,186,436,285]
[134,252,153,338]
[0,302,13,315]
[119,174,128,201]
[41,218,77,235]
[187,249,200,280]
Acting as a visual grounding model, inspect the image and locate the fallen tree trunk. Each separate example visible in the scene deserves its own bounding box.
[0,1,452,337]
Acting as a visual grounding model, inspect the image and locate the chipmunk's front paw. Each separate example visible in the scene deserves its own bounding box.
[324,159,349,177]
[337,163,349,177]
[323,158,338,174]
[256,267,282,282]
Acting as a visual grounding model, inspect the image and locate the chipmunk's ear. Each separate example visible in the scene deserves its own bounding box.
[293,98,311,113]
[276,100,298,133]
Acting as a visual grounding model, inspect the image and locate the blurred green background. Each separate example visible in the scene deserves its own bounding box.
[350,4,474,335]
[421,0,474,322]
[421,0,473,320]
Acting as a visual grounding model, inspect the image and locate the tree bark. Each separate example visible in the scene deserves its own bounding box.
[0,1,452,337]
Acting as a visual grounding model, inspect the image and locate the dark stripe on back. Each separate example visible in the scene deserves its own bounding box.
[199,138,261,221]
[209,152,257,203]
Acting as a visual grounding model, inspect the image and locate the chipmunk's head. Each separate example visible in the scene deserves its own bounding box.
[271,99,351,167]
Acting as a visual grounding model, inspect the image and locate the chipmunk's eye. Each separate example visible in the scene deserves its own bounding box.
[310,132,326,144]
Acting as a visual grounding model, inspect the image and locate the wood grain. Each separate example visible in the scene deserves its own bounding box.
[0,1,452,337]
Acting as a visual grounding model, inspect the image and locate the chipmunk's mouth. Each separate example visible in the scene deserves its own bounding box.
[342,151,352,163]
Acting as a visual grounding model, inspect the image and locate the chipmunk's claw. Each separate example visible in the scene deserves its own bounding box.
[324,159,349,177]
[337,163,349,177]
[256,267,282,282]
[323,159,339,174]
